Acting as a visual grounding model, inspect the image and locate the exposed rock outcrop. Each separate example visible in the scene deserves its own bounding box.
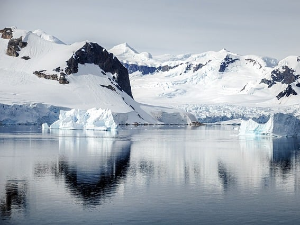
[34,71,58,80]
[261,66,300,88]
[245,58,262,69]
[6,36,27,57]
[219,55,239,72]
[193,63,205,72]
[260,66,300,100]
[122,63,157,75]
[0,28,13,39]
[100,84,116,92]
[58,73,69,84]
[33,71,69,84]
[121,63,183,75]
[65,42,133,98]
[21,56,30,60]
[276,85,297,100]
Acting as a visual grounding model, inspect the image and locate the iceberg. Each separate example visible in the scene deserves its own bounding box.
[42,123,49,130]
[239,113,300,137]
[50,108,118,130]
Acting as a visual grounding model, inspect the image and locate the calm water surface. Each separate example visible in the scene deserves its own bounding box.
[0,125,300,224]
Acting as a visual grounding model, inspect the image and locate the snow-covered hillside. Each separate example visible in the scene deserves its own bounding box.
[0,27,196,126]
[1,26,299,127]
[110,44,300,122]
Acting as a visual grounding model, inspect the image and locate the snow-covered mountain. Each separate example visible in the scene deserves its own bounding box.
[110,43,300,122]
[1,26,299,126]
[0,27,196,126]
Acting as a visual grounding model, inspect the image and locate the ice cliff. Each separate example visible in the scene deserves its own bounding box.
[239,113,300,137]
[47,108,119,130]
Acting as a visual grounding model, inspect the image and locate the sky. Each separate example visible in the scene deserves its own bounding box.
[1,0,299,60]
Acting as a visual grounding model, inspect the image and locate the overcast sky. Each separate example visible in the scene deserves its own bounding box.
[1,0,299,59]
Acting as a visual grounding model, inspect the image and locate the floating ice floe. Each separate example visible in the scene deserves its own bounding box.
[239,113,300,137]
[46,108,118,130]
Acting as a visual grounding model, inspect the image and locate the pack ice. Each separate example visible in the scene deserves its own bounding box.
[239,113,300,137]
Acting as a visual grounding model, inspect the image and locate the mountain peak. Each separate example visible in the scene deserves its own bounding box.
[32,29,65,44]
[110,42,139,55]
[219,48,231,53]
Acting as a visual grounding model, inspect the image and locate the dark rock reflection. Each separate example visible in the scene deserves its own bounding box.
[270,137,300,177]
[217,136,300,192]
[218,162,237,191]
[0,181,27,219]
[58,142,131,206]
[33,133,132,206]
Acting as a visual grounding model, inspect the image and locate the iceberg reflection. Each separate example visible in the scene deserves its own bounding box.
[127,128,300,194]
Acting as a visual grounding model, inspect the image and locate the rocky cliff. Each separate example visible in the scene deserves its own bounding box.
[65,42,133,98]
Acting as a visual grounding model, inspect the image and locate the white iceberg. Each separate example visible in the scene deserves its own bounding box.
[42,123,49,130]
[50,108,118,130]
[239,113,300,137]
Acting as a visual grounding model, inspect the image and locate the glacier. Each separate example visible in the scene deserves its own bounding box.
[47,108,118,130]
[239,113,300,137]
[42,107,198,130]
[2,27,300,128]
[0,27,200,127]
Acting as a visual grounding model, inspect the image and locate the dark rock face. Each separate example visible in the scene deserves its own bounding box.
[53,67,61,72]
[184,63,193,73]
[65,42,133,98]
[160,65,171,72]
[6,37,27,57]
[193,63,204,72]
[245,58,262,69]
[34,71,58,80]
[260,66,300,88]
[0,28,13,39]
[219,55,239,72]
[122,63,184,75]
[122,63,157,75]
[100,84,116,92]
[276,85,297,100]
[260,78,273,87]
[21,56,30,60]
[122,61,210,75]
[260,65,300,100]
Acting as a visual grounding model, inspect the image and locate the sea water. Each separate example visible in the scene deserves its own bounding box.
[0,125,300,224]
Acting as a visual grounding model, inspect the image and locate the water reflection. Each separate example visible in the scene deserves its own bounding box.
[0,180,27,219]
[271,137,300,172]
[1,127,300,223]
[36,129,131,206]
[218,162,237,191]
[126,128,300,194]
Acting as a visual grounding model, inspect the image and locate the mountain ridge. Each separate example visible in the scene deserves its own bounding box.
[0,27,197,126]
[109,43,300,107]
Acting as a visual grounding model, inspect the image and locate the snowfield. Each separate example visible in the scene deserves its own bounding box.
[110,43,300,129]
[0,27,197,127]
[1,27,300,135]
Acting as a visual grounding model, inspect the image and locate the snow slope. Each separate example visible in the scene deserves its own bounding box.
[0,27,196,125]
[110,44,300,123]
[0,33,131,111]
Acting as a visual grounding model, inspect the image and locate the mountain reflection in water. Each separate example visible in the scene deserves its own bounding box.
[0,181,27,219]
[35,130,132,206]
[1,126,300,224]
